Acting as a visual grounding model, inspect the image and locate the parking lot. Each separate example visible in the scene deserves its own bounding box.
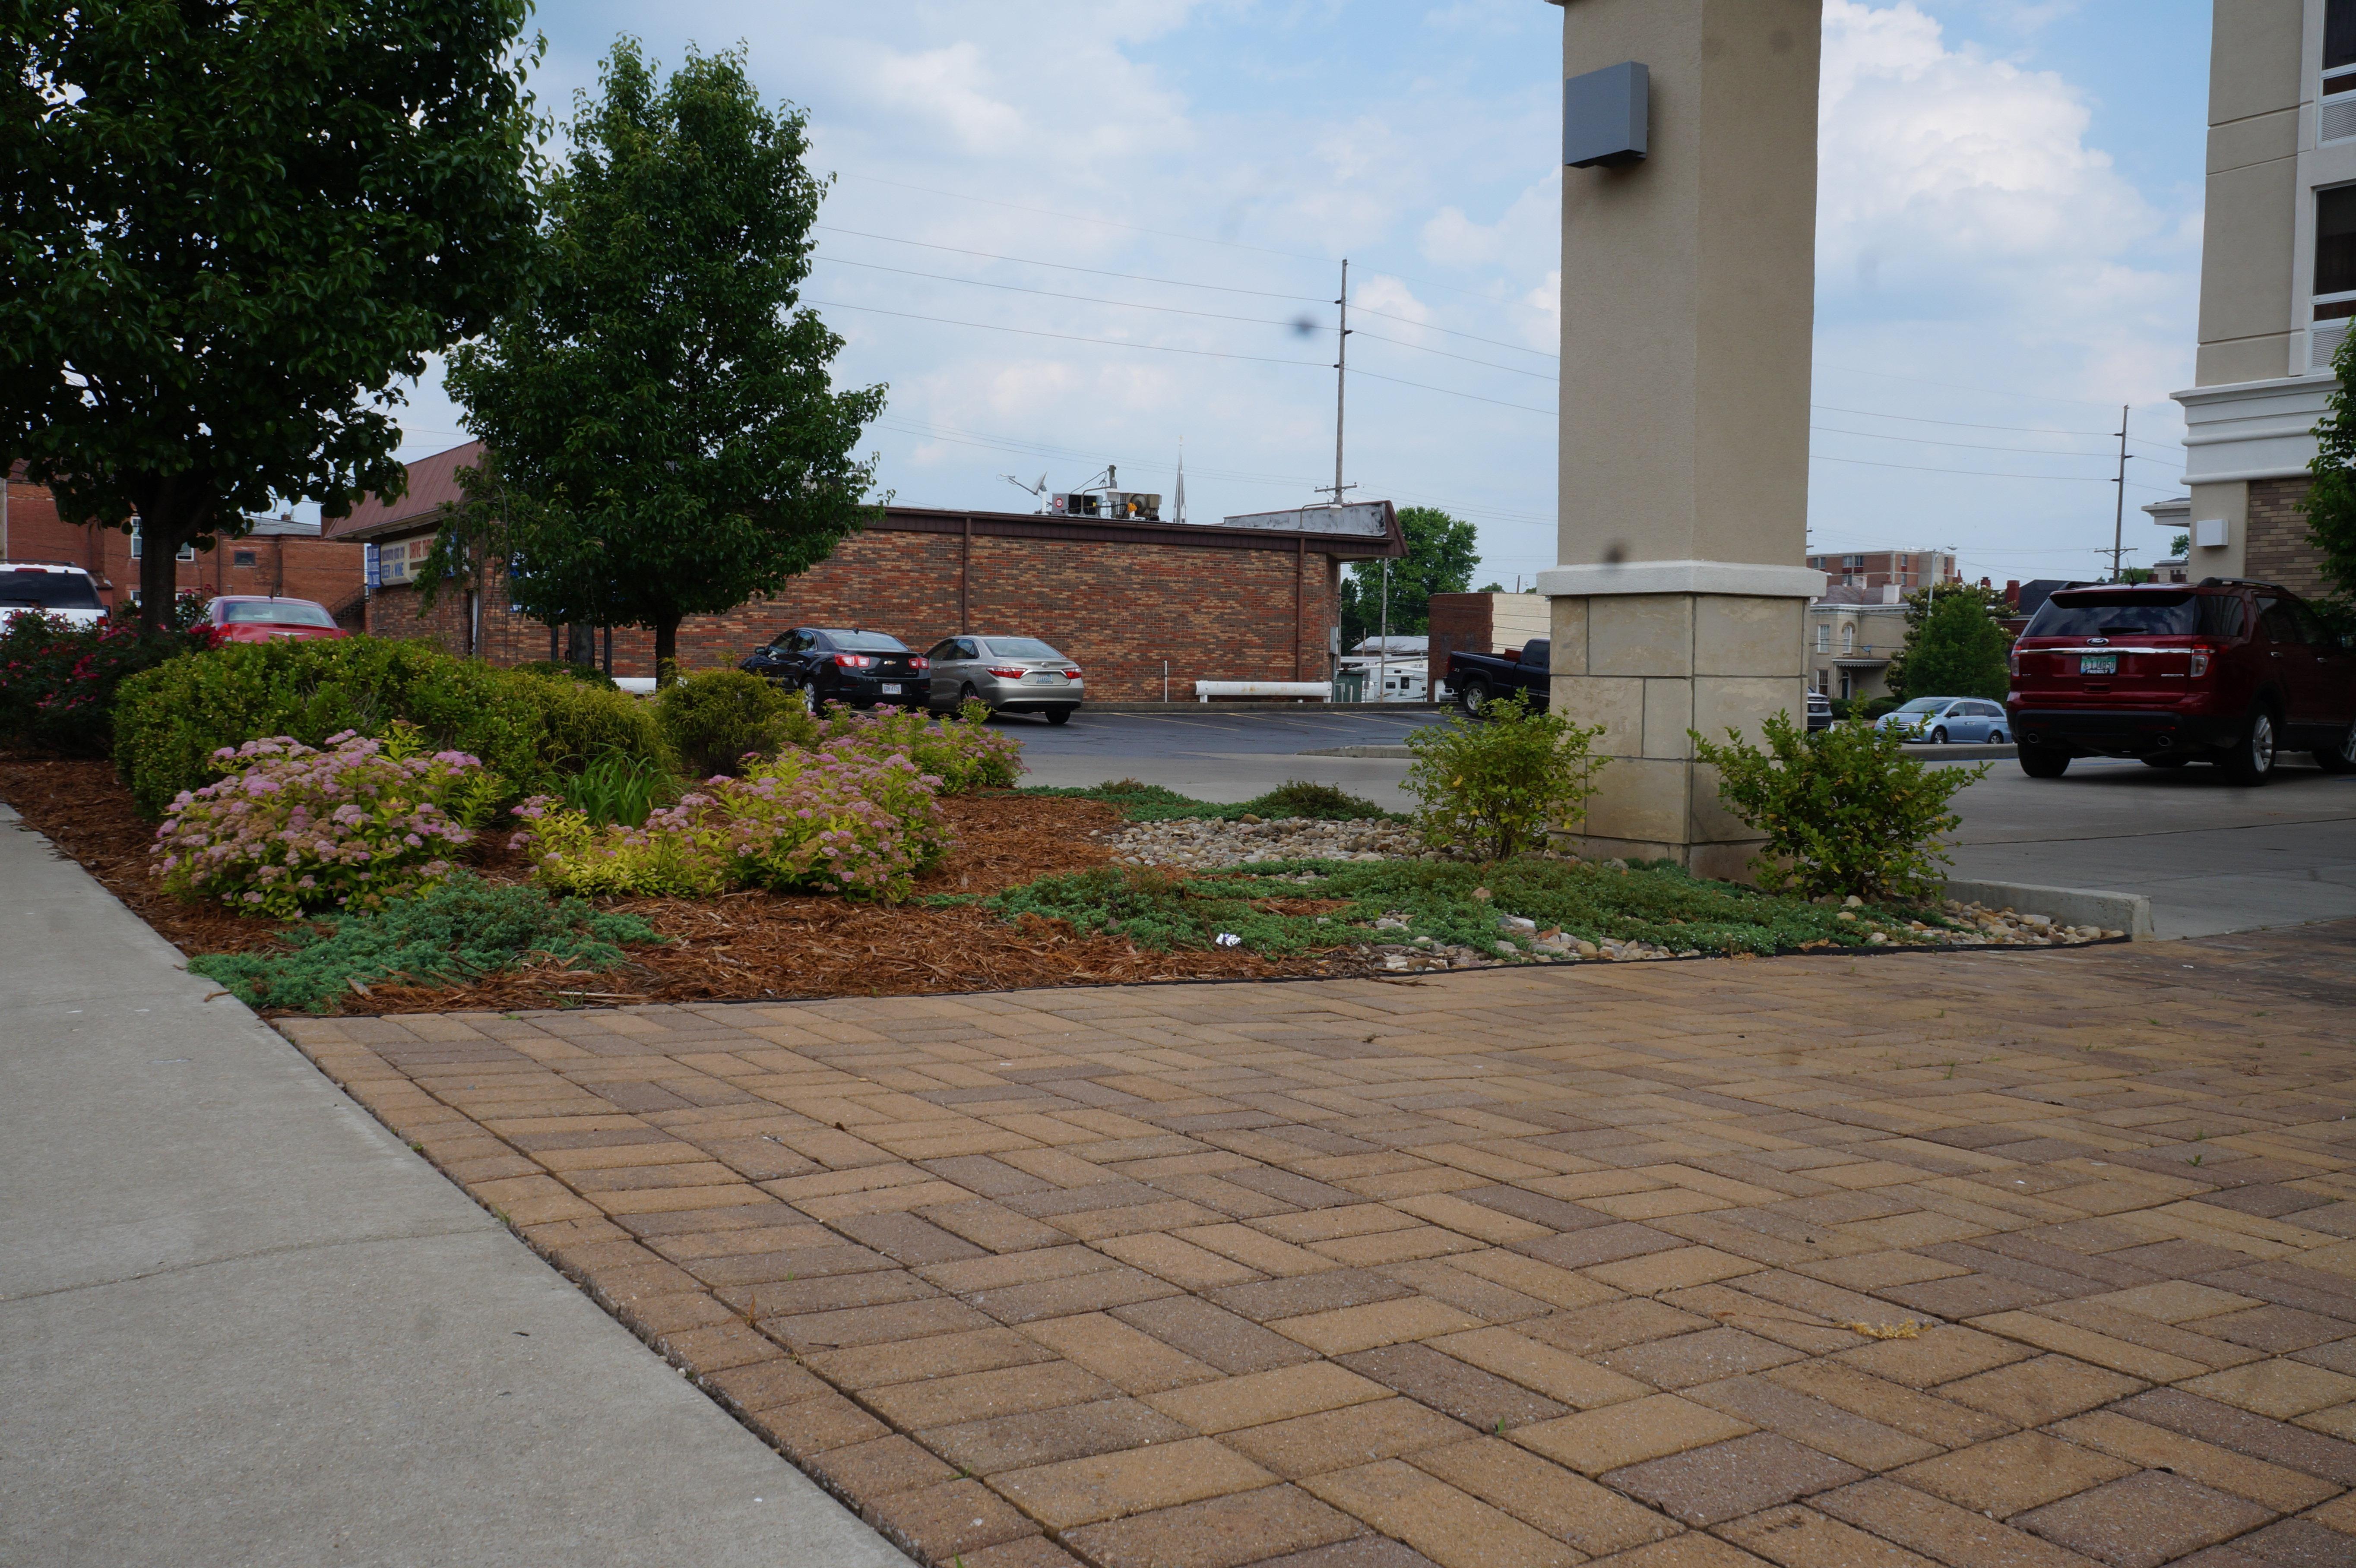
[994,706,2356,940]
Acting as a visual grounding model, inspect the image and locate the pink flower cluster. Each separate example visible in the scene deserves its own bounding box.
[513,735,957,902]
[152,731,485,916]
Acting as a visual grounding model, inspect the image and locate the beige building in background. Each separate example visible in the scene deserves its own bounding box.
[2173,0,2350,597]
[1539,0,1824,878]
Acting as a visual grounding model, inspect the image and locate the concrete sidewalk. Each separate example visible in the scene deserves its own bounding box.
[0,806,910,1568]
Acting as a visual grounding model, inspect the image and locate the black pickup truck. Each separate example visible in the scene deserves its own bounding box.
[1445,639,1549,716]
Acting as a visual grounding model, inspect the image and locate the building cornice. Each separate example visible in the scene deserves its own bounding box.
[1536,560,1827,600]
[2173,373,2333,486]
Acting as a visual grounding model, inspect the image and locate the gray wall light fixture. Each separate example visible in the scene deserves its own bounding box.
[1563,61,1648,168]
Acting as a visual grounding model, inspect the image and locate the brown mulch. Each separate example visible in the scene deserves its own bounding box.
[0,757,1358,1015]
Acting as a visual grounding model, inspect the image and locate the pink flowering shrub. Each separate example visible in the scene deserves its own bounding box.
[0,596,219,756]
[515,739,955,902]
[817,699,1024,792]
[153,730,504,916]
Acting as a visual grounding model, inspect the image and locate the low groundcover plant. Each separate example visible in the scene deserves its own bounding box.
[190,872,658,1014]
[153,728,504,916]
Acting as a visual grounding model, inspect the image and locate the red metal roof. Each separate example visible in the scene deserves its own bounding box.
[324,440,482,541]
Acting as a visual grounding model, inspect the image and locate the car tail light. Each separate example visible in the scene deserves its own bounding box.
[2188,645,2212,678]
[2007,651,2020,678]
[910,656,928,671]
[1064,667,1082,680]
[988,666,1027,678]
[833,652,878,669]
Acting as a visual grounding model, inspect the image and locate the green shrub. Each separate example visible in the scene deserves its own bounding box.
[511,658,618,689]
[188,872,658,1014]
[1404,692,1606,860]
[816,698,1023,793]
[109,637,667,819]
[518,670,668,776]
[1691,710,1988,902]
[658,668,812,777]
[1859,695,1903,723]
[1242,781,1392,821]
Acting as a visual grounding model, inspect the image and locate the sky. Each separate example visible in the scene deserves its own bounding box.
[384,0,2215,593]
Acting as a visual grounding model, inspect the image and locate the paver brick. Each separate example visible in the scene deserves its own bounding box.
[2011,1470,2275,1568]
[1892,1431,2136,1519]
[1715,1504,1946,1568]
[1301,1459,1577,1568]
[1602,1432,1865,1527]
[294,922,2356,1568]
[990,1435,1276,1529]
[1061,1483,1363,1568]
[1150,1363,1393,1435]
[1512,1394,1754,1476]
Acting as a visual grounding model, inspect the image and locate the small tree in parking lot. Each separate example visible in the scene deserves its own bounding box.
[1691,713,1987,902]
[1405,691,1604,861]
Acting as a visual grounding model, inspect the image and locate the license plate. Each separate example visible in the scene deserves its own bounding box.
[2079,654,2117,675]
[1029,673,1064,684]
[880,683,902,694]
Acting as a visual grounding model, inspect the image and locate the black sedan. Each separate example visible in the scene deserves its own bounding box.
[741,627,930,710]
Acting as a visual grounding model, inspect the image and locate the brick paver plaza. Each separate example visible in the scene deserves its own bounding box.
[284,924,2356,1568]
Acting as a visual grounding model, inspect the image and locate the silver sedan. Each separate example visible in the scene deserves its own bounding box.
[924,635,1085,724]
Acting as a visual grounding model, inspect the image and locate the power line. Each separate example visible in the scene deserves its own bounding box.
[1344,366,1557,416]
[1352,328,1558,382]
[813,224,1327,302]
[1810,452,2174,489]
[809,298,1325,369]
[1811,424,2119,459]
[813,254,1308,329]
[829,170,1333,264]
[1810,402,2179,443]
[1349,307,1560,359]
[1818,362,2178,412]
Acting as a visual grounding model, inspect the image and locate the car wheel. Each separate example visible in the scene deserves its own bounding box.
[1930,727,1948,745]
[2317,721,2356,775]
[1458,677,1492,718]
[2018,743,2071,779]
[960,682,992,718]
[2221,704,2280,786]
[2142,755,2188,768]
[1987,729,2005,745]
[1045,707,1072,726]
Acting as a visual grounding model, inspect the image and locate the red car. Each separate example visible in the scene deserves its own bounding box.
[2008,579,2356,784]
[206,595,348,644]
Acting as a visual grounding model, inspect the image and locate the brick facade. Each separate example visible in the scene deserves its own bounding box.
[361,510,1360,701]
[3,471,365,619]
[2244,476,2329,599]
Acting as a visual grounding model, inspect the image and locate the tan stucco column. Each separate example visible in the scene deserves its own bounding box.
[1539,0,1826,880]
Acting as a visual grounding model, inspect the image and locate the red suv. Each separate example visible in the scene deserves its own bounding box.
[2008,579,2356,784]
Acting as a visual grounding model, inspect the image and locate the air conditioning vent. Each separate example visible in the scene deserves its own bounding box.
[2324,95,2356,143]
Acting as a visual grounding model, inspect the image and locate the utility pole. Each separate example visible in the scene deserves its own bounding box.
[1314,260,1363,691]
[2109,404,2129,582]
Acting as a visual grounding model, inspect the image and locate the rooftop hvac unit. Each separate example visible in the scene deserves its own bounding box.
[1051,492,1101,517]
[1105,491,1162,521]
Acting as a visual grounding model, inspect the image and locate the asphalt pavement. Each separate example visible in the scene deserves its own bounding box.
[991,706,2356,939]
[0,806,913,1568]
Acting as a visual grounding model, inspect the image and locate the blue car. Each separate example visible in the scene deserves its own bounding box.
[1875,697,2010,744]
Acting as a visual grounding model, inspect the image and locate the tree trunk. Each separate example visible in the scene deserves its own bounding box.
[139,518,180,632]
[566,622,596,667]
[654,617,680,686]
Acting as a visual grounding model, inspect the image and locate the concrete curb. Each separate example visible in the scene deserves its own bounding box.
[1081,701,1447,714]
[1299,744,1417,758]
[1904,742,2018,761]
[1944,877,2158,940]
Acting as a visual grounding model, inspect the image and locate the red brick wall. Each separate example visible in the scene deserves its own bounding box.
[363,523,1344,700]
[3,476,364,616]
[2248,477,2329,600]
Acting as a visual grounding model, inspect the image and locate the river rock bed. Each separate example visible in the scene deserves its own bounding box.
[1101,814,1431,868]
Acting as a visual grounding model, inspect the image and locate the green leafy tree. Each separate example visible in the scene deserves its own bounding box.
[432,41,885,679]
[1889,591,2013,702]
[1883,582,2011,700]
[1340,506,1480,648]
[2307,328,2356,617]
[2170,532,2191,558]
[2,1,542,629]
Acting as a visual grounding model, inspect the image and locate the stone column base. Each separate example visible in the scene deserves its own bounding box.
[1537,574,1817,883]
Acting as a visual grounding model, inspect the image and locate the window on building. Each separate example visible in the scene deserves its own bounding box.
[231,549,256,568]
[1842,554,1864,569]
[1841,625,1855,653]
[2318,186,2356,320]
[1815,624,1829,653]
[2331,0,2356,93]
